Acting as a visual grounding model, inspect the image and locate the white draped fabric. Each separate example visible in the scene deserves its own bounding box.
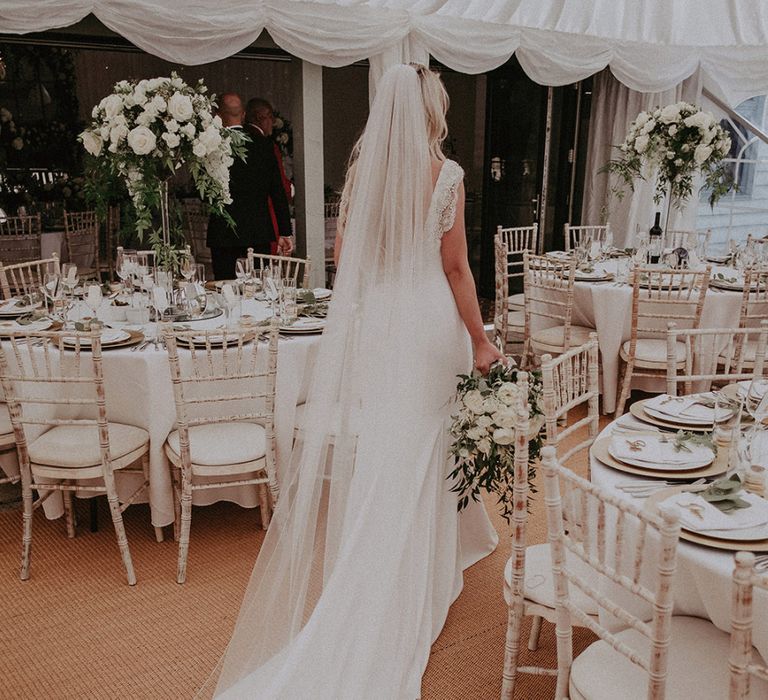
[3,0,768,105]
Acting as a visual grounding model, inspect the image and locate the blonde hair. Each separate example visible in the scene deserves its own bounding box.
[337,64,449,235]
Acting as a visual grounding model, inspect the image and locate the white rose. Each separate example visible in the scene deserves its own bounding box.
[273,116,284,129]
[674,158,683,166]
[192,140,207,158]
[152,95,167,112]
[91,105,99,118]
[171,76,184,89]
[165,119,180,133]
[81,130,103,156]
[693,144,713,165]
[492,428,515,446]
[212,115,222,129]
[642,119,656,134]
[197,126,222,154]
[497,382,520,405]
[99,125,111,140]
[476,414,493,429]
[109,124,128,145]
[162,131,181,148]
[666,151,675,159]
[668,125,678,136]
[101,93,123,121]
[634,134,650,153]
[459,448,470,459]
[168,92,194,122]
[467,427,485,442]
[477,438,492,456]
[126,125,157,155]
[147,78,165,91]
[482,397,500,414]
[659,104,681,124]
[181,123,196,139]
[492,409,517,429]
[463,390,485,415]
[683,111,713,130]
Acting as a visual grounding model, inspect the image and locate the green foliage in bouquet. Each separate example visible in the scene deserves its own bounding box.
[448,362,544,523]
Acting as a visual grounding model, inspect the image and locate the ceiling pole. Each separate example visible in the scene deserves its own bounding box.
[291,57,325,288]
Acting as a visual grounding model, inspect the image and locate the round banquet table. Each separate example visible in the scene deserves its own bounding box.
[544,258,745,413]
[591,419,768,660]
[0,298,321,527]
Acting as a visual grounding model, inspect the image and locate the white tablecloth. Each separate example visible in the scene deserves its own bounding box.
[0,299,320,527]
[566,260,743,413]
[591,420,768,660]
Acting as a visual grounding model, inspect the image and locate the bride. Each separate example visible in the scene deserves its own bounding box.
[212,63,504,699]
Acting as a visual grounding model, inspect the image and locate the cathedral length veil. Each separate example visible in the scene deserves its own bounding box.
[209,64,480,698]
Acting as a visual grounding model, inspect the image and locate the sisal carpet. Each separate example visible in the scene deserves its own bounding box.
[0,408,608,699]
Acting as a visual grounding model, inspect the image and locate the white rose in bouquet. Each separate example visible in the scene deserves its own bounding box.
[659,104,681,123]
[101,93,124,121]
[165,119,180,133]
[467,427,486,442]
[641,119,656,134]
[634,134,650,153]
[168,92,194,122]
[181,123,196,139]
[492,409,517,429]
[213,115,223,129]
[192,140,207,158]
[492,427,515,445]
[477,438,492,456]
[668,125,678,136]
[109,124,128,145]
[463,390,485,415]
[694,144,713,164]
[684,111,713,130]
[476,414,493,429]
[635,111,650,126]
[497,382,520,405]
[161,131,181,149]
[81,130,103,156]
[127,125,157,155]
[482,397,500,414]
[151,95,167,113]
[197,126,222,154]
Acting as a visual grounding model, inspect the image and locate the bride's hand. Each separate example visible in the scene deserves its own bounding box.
[473,339,506,375]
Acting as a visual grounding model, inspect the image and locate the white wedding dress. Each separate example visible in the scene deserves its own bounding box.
[212,66,498,700]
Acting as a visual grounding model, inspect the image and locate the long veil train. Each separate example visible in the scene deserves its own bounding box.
[209,64,498,699]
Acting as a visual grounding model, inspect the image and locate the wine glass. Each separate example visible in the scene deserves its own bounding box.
[180,251,196,283]
[220,282,241,327]
[745,378,768,431]
[41,272,61,317]
[85,284,102,326]
[60,263,78,326]
[116,248,136,292]
[151,284,169,338]
[261,265,280,316]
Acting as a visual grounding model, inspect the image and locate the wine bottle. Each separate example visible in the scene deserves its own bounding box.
[648,212,663,265]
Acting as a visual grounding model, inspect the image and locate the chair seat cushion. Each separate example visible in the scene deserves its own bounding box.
[167,422,266,466]
[504,543,599,616]
[620,339,686,366]
[531,324,594,349]
[507,310,525,330]
[508,292,525,310]
[569,616,768,700]
[29,423,149,468]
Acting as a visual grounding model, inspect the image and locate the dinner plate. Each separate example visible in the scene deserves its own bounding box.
[177,331,257,348]
[0,301,39,317]
[607,436,714,471]
[0,318,54,333]
[575,272,614,282]
[642,403,716,427]
[709,278,747,292]
[645,486,768,552]
[61,329,144,350]
[629,399,714,432]
[280,318,325,334]
[591,437,727,480]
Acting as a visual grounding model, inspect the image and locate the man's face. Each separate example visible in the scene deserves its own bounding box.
[257,108,275,136]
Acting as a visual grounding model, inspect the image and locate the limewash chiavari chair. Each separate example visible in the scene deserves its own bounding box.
[247,248,311,289]
[523,252,594,365]
[666,322,768,397]
[0,255,60,300]
[497,223,539,311]
[0,213,42,264]
[664,228,711,252]
[64,210,100,280]
[494,236,525,353]
[615,265,711,416]
[0,329,152,585]
[723,268,768,369]
[563,223,610,253]
[162,323,280,584]
[501,338,601,696]
[730,552,768,699]
[542,447,736,699]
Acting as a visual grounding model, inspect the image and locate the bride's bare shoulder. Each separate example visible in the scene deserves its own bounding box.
[431,158,446,186]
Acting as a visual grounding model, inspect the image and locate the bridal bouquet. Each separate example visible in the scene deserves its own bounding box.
[448,362,544,522]
[80,72,247,238]
[604,101,733,208]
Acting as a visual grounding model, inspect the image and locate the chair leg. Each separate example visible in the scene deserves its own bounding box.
[63,485,76,539]
[615,358,634,417]
[500,596,525,699]
[527,614,543,651]
[103,472,137,586]
[172,468,181,543]
[258,483,271,530]
[176,485,193,584]
[20,480,34,581]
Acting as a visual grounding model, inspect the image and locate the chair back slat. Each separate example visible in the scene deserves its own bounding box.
[64,210,100,279]
[564,224,610,252]
[0,214,42,264]
[740,268,768,329]
[247,249,311,289]
[730,552,768,698]
[541,335,599,464]
[542,447,681,699]
[0,255,60,299]
[664,229,711,252]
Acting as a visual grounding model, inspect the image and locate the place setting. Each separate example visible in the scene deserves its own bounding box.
[628,391,736,432]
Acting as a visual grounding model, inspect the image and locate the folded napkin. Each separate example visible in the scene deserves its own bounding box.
[737,380,768,400]
[546,250,571,260]
[609,433,712,466]
[663,490,768,533]
[645,393,729,422]
[575,266,606,279]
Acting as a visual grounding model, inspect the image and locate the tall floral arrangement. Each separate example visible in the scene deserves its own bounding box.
[448,362,544,522]
[79,72,247,249]
[604,102,733,208]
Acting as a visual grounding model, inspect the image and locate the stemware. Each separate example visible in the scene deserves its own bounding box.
[60,263,79,326]
[219,282,241,327]
[180,251,196,283]
[281,278,298,324]
[41,272,62,317]
[745,378,768,432]
[85,284,102,325]
[116,248,137,292]
[261,265,280,316]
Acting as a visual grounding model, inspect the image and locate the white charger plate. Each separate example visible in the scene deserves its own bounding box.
[63,330,130,346]
[607,439,714,471]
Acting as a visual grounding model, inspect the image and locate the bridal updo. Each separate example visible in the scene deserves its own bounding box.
[338,63,450,236]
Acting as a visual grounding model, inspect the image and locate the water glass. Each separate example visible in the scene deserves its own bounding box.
[180,251,196,282]
[745,378,768,431]
[194,263,206,286]
[262,266,280,316]
[281,278,298,324]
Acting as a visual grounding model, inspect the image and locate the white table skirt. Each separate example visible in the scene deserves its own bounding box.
[0,299,320,527]
[591,421,768,660]
[562,260,743,413]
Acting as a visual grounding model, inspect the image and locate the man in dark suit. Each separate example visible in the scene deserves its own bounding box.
[206,94,293,280]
